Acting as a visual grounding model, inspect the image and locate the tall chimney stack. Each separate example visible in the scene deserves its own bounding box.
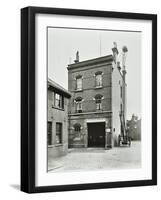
[74,51,79,63]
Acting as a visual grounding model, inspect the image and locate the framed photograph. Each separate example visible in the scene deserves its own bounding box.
[21,6,157,193]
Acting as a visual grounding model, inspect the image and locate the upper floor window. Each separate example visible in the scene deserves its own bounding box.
[95,71,103,87]
[95,94,103,111]
[52,92,55,107]
[75,97,83,113]
[76,75,82,90]
[54,93,64,109]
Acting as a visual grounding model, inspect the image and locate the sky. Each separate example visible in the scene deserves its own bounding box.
[48,27,141,120]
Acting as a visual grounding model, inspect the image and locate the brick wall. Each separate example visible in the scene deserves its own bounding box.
[68,56,113,148]
[68,63,112,114]
[48,89,69,158]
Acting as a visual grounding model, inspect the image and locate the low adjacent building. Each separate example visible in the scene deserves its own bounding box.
[47,79,71,160]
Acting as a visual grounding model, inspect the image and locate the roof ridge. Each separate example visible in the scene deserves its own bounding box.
[48,78,71,97]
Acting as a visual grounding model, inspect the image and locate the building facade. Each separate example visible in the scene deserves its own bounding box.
[112,45,127,146]
[48,79,71,160]
[68,46,127,148]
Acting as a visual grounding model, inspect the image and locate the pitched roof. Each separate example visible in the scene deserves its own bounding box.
[67,54,113,70]
[48,78,71,98]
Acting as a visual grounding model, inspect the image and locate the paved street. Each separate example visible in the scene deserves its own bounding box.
[48,141,141,173]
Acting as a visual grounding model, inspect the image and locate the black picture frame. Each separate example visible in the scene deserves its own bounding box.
[21,6,157,193]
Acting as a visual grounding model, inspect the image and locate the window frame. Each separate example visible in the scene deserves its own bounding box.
[95,71,103,88]
[76,75,83,90]
[54,93,64,109]
[74,123,81,132]
[56,122,62,144]
[75,97,83,113]
[47,122,52,146]
[95,94,103,111]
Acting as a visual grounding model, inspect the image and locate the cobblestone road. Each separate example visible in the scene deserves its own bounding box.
[48,141,141,173]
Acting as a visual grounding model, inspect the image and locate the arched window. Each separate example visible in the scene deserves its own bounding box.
[95,71,103,87]
[76,75,82,90]
[74,123,81,132]
[95,94,103,110]
[75,97,83,113]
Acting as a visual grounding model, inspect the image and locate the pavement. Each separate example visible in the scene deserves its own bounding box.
[48,141,141,173]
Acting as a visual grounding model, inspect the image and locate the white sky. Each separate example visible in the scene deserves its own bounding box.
[48,27,141,119]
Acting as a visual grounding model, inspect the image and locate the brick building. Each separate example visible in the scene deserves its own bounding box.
[47,79,71,160]
[127,115,141,141]
[67,45,127,149]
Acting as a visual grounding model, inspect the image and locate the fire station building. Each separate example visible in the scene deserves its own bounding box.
[67,45,127,149]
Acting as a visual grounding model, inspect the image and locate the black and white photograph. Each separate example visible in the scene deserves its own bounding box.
[20,7,157,193]
[47,27,142,173]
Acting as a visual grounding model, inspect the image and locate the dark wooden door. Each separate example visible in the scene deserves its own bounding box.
[88,122,105,147]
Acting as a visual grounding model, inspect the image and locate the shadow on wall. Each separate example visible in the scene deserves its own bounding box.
[9,184,20,191]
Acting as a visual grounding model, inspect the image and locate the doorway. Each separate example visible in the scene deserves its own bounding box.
[87,122,105,147]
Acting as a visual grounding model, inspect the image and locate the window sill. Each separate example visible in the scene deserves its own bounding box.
[74,89,83,92]
[48,145,54,148]
[96,109,103,112]
[55,144,63,147]
[52,106,65,111]
[95,86,103,89]
[48,144,63,148]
